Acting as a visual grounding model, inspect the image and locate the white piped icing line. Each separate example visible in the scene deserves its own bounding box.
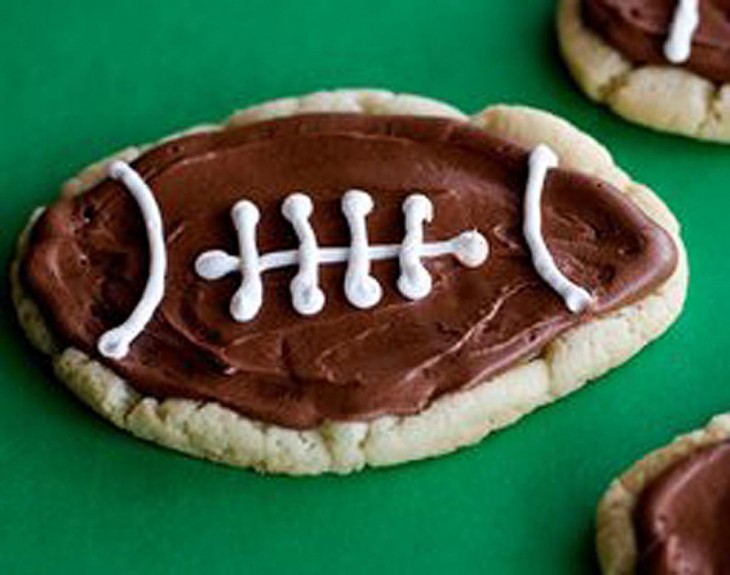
[664,0,699,64]
[282,193,326,316]
[195,192,490,321]
[97,161,167,359]
[231,201,264,321]
[195,201,264,322]
[398,194,433,300]
[523,145,593,314]
[342,190,383,309]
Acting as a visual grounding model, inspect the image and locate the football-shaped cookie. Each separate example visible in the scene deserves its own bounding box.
[12,90,687,474]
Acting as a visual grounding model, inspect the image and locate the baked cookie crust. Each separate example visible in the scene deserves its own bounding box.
[596,414,730,574]
[11,89,688,475]
[558,0,730,142]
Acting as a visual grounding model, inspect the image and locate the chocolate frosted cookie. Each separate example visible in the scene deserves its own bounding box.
[597,415,730,574]
[558,0,730,142]
[11,89,687,474]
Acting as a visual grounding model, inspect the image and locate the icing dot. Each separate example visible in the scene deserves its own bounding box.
[347,275,382,309]
[402,194,433,222]
[397,265,431,300]
[282,193,312,220]
[195,250,238,280]
[453,231,489,268]
[342,189,374,217]
[97,329,130,360]
[291,279,326,316]
[233,199,260,225]
[231,286,262,322]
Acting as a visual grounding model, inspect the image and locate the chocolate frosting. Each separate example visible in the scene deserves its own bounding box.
[583,0,730,84]
[22,113,678,429]
[634,441,730,574]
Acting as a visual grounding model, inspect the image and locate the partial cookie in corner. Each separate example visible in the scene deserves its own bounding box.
[596,414,730,574]
[558,0,730,142]
[12,89,687,475]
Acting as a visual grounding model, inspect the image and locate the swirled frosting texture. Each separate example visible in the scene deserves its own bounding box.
[23,114,677,428]
[634,441,730,574]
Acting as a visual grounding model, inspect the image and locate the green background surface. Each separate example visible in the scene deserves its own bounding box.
[0,1,727,573]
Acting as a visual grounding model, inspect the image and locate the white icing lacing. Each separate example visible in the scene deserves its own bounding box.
[523,145,593,314]
[342,190,383,309]
[282,193,326,315]
[195,191,490,321]
[664,0,699,64]
[93,147,591,349]
[229,200,263,322]
[97,161,167,359]
[398,194,433,300]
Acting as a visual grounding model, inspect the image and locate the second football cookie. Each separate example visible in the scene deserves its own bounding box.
[597,414,730,573]
[558,0,730,142]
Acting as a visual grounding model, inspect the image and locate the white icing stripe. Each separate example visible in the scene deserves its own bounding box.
[342,190,382,309]
[195,192,489,321]
[199,233,489,277]
[97,161,167,359]
[398,194,433,300]
[282,194,325,315]
[230,201,263,322]
[664,0,699,64]
[523,145,593,314]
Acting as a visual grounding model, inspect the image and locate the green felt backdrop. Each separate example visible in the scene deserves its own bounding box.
[1,1,727,573]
